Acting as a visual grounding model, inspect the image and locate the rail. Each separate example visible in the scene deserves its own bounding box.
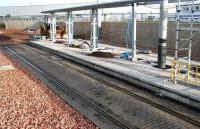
[5,46,131,129]
[5,45,200,127]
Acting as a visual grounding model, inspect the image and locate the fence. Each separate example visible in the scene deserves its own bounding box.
[171,60,200,85]
[71,13,175,22]
[2,12,200,22]
[0,15,47,22]
[0,13,176,22]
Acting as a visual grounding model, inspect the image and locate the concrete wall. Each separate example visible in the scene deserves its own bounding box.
[73,21,200,61]
[1,20,200,60]
[74,22,91,39]
[4,20,44,30]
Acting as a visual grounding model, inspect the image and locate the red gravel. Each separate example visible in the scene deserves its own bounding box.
[0,51,98,129]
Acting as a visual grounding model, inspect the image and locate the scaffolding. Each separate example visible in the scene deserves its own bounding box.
[173,0,200,83]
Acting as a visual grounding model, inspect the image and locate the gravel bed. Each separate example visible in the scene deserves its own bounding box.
[0,51,97,129]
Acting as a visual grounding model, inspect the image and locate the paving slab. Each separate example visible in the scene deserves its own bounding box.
[29,40,200,109]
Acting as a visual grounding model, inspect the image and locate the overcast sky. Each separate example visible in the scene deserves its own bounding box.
[1,0,200,7]
[0,0,114,7]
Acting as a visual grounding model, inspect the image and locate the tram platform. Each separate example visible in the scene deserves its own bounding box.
[29,40,200,109]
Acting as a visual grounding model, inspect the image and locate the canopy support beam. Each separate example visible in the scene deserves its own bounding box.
[131,3,137,60]
[66,11,73,45]
[91,9,98,51]
[50,13,57,43]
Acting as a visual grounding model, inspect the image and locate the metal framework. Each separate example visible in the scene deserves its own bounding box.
[50,13,56,42]
[131,3,137,59]
[175,0,196,64]
[91,9,98,50]
[42,0,149,14]
[42,0,149,57]
[173,0,200,83]
[42,0,191,63]
[41,0,189,14]
[67,11,73,44]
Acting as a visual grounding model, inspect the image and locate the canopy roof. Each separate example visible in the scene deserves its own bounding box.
[41,0,188,14]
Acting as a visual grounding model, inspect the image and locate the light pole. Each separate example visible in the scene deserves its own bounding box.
[158,0,168,69]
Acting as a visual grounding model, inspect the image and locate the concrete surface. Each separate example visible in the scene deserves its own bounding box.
[29,40,200,109]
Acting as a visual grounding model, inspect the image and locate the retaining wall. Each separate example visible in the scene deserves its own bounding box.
[2,20,200,60]
[73,22,200,61]
[4,20,44,30]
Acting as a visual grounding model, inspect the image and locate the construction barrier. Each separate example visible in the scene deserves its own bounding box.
[171,60,200,85]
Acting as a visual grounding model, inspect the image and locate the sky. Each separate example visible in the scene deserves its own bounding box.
[1,0,200,7]
[0,0,107,7]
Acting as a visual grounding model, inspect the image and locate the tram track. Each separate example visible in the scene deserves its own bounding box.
[20,45,200,127]
[56,60,200,127]
[4,45,200,128]
[5,46,133,129]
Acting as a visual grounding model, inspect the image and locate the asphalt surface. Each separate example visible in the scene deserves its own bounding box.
[2,44,200,129]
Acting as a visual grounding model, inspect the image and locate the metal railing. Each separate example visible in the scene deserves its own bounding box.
[1,13,200,23]
[171,60,200,85]
[0,13,174,22]
[1,12,200,22]
[0,15,48,21]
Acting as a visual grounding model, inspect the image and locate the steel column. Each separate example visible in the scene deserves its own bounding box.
[91,9,98,51]
[131,3,137,60]
[49,16,53,41]
[51,13,57,42]
[66,11,73,45]
[173,0,180,83]
[188,0,195,66]
[97,10,102,28]
[158,0,168,69]
[97,0,102,29]
[175,0,180,62]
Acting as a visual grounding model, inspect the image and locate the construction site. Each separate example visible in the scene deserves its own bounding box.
[0,0,200,129]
